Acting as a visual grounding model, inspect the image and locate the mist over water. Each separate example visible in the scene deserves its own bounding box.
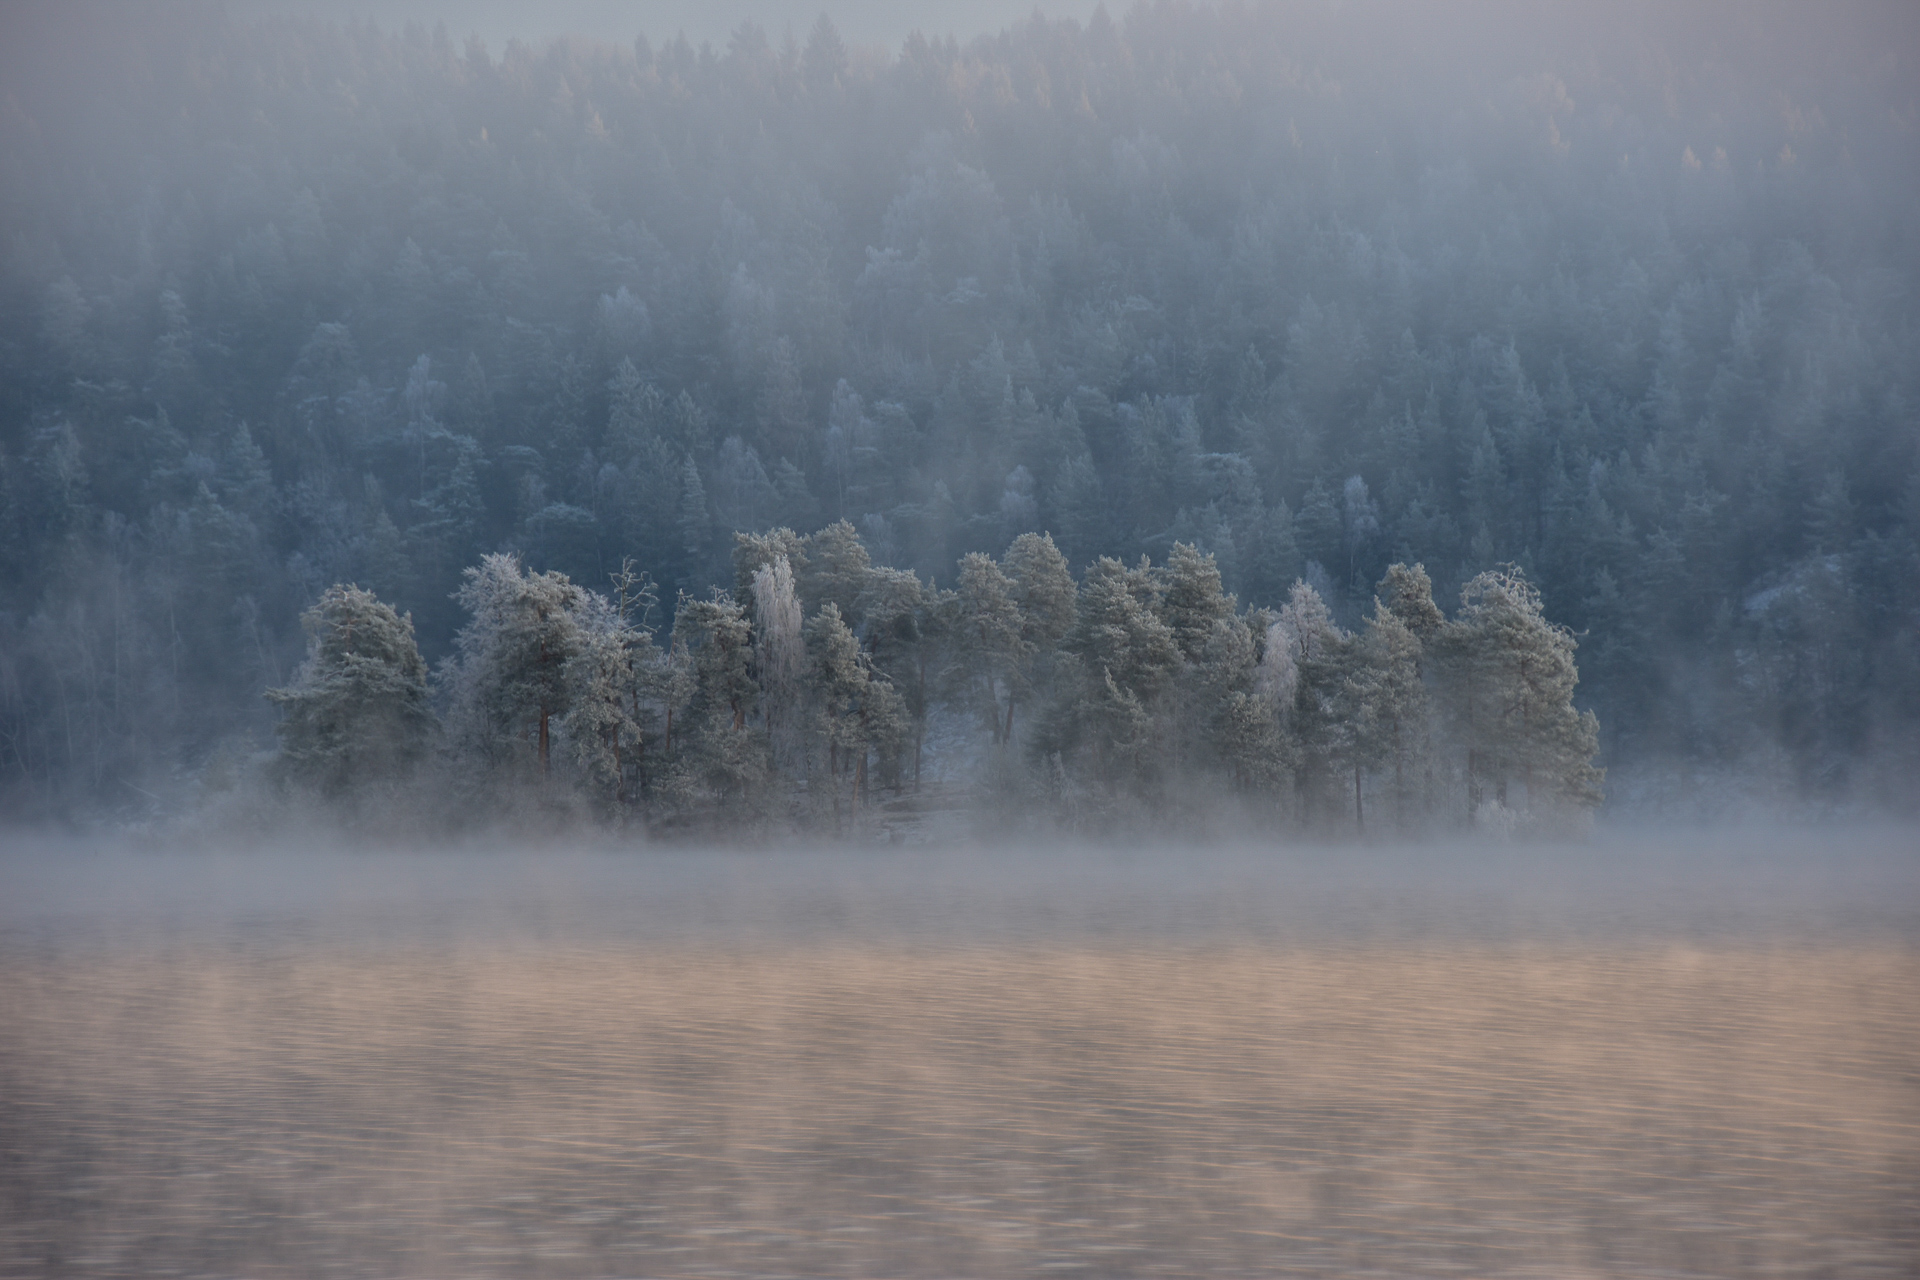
[5,832,1917,1276]
[5,829,1917,950]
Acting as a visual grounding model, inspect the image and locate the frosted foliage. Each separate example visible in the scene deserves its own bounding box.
[561,590,648,801]
[444,552,584,771]
[753,556,804,696]
[1275,580,1340,665]
[1257,620,1299,708]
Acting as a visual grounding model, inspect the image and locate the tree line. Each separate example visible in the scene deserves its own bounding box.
[271,524,1600,834]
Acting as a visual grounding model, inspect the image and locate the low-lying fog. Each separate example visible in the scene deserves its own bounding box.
[5,829,1915,948]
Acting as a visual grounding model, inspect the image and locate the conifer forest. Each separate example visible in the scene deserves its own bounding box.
[2,0,1917,832]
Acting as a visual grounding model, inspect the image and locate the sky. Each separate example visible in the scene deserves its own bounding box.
[220,0,1109,53]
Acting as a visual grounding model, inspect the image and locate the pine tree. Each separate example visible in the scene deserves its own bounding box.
[1158,542,1236,662]
[1273,579,1349,823]
[953,551,1029,745]
[1003,532,1078,651]
[804,602,903,817]
[267,584,433,797]
[798,520,873,626]
[676,591,757,733]
[857,565,932,787]
[1002,532,1078,747]
[1437,566,1603,824]
[446,553,585,779]
[1377,561,1445,643]
[1058,556,1181,784]
[1345,600,1431,831]
[1189,610,1269,788]
[733,526,808,611]
[560,564,662,811]
[669,590,766,813]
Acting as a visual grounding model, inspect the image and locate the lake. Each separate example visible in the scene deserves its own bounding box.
[3,830,1915,1277]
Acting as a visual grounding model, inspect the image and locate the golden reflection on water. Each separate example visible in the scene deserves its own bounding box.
[3,943,1915,1277]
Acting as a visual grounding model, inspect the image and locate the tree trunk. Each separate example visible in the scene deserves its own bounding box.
[1393,733,1404,829]
[914,657,926,790]
[1354,760,1364,834]
[538,635,552,776]
[1464,668,1477,818]
[1520,657,1533,813]
[612,725,624,805]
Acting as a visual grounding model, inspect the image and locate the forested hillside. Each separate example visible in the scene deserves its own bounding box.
[1,1,1915,821]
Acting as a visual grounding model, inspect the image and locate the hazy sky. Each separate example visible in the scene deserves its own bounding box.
[221,1,1108,53]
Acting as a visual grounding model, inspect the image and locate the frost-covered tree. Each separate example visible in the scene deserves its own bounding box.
[1004,533,1078,651]
[676,592,757,733]
[1377,562,1446,644]
[952,551,1029,746]
[804,602,906,817]
[733,526,808,610]
[798,520,873,627]
[560,561,662,810]
[1272,579,1351,822]
[267,585,432,797]
[1437,566,1603,823]
[1345,599,1431,831]
[752,553,806,773]
[1153,542,1241,779]
[857,565,935,787]
[1158,542,1237,662]
[445,553,585,779]
[1051,555,1182,784]
[665,590,766,814]
[1002,532,1078,751]
[1186,608,1269,789]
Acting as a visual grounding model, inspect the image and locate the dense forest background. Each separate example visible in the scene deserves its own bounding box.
[1,0,1916,821]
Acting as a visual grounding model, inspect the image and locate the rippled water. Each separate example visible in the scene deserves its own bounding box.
[2,832,1916,1278]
